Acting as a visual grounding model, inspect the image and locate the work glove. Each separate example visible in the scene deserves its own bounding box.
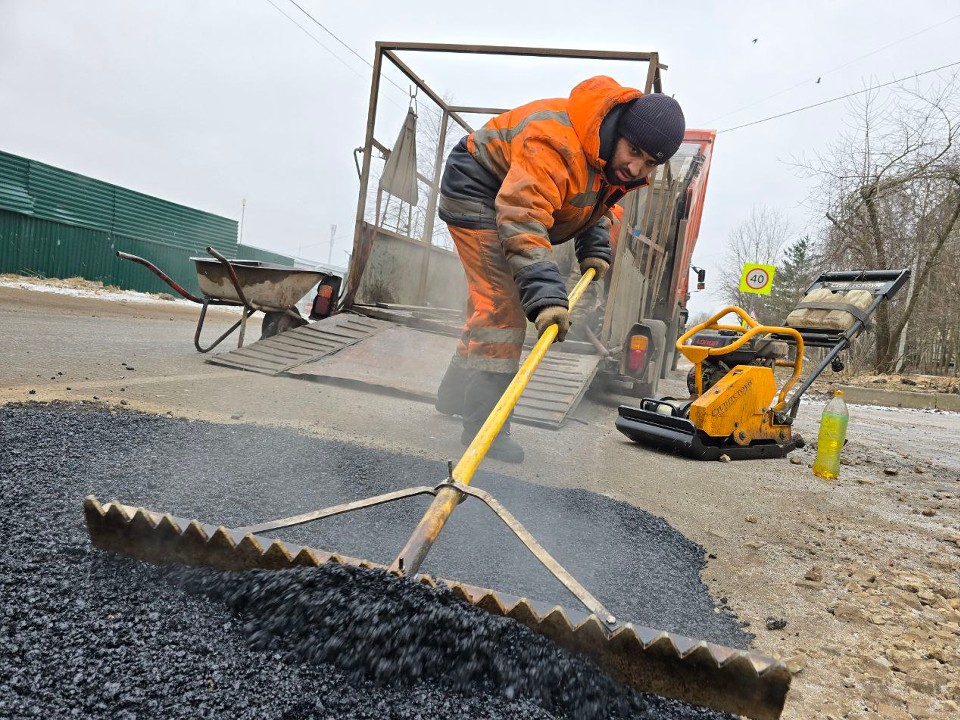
[579,256,610,280]
[534,305,570,342]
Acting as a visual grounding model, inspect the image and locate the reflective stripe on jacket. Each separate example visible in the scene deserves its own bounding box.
[439,75,645,320]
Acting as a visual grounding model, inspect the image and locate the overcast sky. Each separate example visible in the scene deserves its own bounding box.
[2,0,958,315]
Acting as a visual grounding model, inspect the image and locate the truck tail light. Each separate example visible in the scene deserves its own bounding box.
[310,275,342,320]
[628,334,649,372]
[314,285,334,316]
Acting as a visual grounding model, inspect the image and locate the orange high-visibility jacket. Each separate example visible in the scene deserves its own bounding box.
[439,75,646,320]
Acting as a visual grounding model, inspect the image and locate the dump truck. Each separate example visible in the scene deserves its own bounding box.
[205,43,716,430]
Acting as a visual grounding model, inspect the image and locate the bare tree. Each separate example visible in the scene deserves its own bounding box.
[908,228,960,375]
[367,95,463,249]
[799,75,960,371]
[414,97,464,250]
[717,205,792,323]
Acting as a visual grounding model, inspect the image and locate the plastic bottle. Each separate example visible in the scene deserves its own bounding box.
[813,390,849,479]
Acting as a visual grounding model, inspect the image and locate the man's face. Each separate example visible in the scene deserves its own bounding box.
[606,137,660,185]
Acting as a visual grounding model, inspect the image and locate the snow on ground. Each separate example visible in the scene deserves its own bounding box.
[0,273,200,306]
[0,273,320,315]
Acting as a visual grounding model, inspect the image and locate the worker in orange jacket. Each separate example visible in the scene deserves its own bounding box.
[435,76,685,462]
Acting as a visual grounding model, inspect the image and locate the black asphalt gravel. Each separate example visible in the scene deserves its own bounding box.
[0,402,748,719]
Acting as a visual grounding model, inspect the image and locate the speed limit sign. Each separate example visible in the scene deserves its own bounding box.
[739,263,776,295]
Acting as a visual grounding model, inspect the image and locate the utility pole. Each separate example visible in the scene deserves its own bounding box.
[239,198,247,244]
[329,224,336,266]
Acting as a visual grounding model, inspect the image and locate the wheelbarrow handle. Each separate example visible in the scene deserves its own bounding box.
[115,251,204,304]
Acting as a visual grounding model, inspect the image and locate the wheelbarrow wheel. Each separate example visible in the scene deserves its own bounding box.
[260,310,307,339]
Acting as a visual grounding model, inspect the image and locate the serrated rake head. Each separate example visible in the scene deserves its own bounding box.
[83,496,790,719]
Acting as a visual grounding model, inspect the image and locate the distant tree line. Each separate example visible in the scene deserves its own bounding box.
[717,74,960,377]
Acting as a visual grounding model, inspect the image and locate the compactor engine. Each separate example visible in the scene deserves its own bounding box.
[684,330,790,396]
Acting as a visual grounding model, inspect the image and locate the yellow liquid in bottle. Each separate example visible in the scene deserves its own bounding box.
[813,412,848,479]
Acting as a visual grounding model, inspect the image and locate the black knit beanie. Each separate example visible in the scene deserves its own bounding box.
[617,94,686,164]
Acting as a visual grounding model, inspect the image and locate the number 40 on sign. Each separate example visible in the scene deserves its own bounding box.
[739,263,776,295]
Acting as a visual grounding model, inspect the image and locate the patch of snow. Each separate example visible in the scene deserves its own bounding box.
[0,276,196,306]
[796,394,957,416]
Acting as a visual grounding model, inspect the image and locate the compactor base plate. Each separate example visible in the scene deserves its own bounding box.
[616,405,796,461]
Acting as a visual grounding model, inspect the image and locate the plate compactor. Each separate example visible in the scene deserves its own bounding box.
[617,269,910,460]
[84,270,792,720]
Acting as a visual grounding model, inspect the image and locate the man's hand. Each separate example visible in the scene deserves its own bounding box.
[534,305,570,342]
[579,257,610,280]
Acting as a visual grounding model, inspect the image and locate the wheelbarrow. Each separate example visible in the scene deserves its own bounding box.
[117,247,334,352]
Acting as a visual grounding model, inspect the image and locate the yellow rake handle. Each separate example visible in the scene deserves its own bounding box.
[454,267,596,485]
[391,269,597,575]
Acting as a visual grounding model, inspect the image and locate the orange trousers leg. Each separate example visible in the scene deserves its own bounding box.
[448,225,528,374]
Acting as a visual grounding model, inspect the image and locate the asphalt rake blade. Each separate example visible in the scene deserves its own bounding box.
[84,496,791,720]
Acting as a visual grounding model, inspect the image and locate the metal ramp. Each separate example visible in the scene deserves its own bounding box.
[205,313,390,375]
[514,351,601,428]
[206,311,600,429]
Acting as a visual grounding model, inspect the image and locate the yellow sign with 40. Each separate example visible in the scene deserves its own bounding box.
[739,263,776,295]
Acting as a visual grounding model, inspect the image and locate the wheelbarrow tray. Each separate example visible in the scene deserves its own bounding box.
[191,258,328,311]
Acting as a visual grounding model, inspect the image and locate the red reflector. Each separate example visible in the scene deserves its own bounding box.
[314,285,334,317]
[628,334,648,371]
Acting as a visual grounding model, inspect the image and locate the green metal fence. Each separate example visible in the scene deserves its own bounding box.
[236,243,300,266]
[0,149,304,296]
[0,210,225,296]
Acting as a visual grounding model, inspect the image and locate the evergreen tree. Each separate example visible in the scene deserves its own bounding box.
[768,236,819,322]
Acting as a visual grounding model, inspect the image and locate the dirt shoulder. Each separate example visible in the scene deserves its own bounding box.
[740,408,959,720]
[812,371,960,397]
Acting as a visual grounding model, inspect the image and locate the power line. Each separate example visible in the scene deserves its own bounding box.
[263,0,408,110]
[719,59,960,134]
[263,0,366,80]
[707,11,960,125]
[285,0,370,67]
[823,12,960,76]
[283,0,408,95]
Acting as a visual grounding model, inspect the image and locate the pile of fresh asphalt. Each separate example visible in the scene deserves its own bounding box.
[0,402,748,719]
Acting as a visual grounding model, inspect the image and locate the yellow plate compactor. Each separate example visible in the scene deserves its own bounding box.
[616,269,910,460]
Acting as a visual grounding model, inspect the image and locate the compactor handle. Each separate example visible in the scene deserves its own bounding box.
[678,306,805,410]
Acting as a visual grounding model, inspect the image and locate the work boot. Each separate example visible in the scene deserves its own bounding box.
[460,424,525,464]
[461,371,525,463]
[435,359,473,416]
